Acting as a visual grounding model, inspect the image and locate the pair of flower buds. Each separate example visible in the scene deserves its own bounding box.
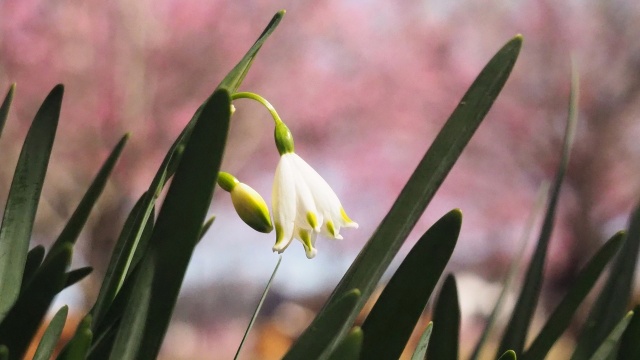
[217,93,358,259]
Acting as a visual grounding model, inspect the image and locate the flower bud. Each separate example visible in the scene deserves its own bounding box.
[218,172,273,233]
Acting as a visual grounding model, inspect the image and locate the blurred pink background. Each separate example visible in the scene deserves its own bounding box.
[2,0,640,358]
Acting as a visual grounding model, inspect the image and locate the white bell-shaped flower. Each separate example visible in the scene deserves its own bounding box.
[272,152,358,259]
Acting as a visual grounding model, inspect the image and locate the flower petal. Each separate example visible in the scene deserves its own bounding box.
[297,228,318,259]
[272,156,296,252]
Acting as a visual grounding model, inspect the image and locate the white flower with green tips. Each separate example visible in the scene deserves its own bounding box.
[272,122,358,259]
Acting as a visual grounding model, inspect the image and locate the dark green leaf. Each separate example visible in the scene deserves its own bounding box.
[91,194,149,329]
[427,274,460,360]
[44,133,129,264]
[283,289,360,360]
[617,305,640,360]
[57,315,93,360]
[64,266,93,288]
[218,10,285,93]
[0,244,71,360]
[107,264,153,360]
[470,182,549,360]
[360,210,461,360]
[101,13,284,300]
[0,84,16,138]
[522,232,624,360]
[0,85,62,322]
[573,202,640,359]
[589,311,634,360]
[498,350,517,360]
[411,322,433,360]
[114,89,231,360]
[293,35,522,356]
[21,245,45,289]
[33,305,68,360]
[124,203,155,279]
[328,327,363,360]
[0,345,7,360]
[498,65,579,356]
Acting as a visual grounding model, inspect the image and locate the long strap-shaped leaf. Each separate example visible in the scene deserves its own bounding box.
[0,244,71,360]
[91,194,149,328]
[617,304,640,359]
[64,266,92,288]
[327,327,363,360]
[109,89,231,360]
[57,315,93,360]
[498,64,579,356]
[0,84,15,138]
[588,311,634,360]
[218,10,284,92]
[521,232,624,360]
[411,322,433,360]
[282,289,361,360]
[427,274,460,360]
[290,35,522,357]
[498,350,517,360]
[469,182,549,360]
[93,12,286,321]
[21,245,45,289]
[44,133,129,264]
[0,84,62,322]
[360,209,461,360]
[572,202,640,359]
[32,305,68,360]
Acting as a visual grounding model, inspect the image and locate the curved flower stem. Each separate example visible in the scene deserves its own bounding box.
[233,255,283,360]
[231,92,284,124]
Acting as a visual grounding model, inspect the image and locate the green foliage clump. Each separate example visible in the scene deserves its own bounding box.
[0,10,638,360]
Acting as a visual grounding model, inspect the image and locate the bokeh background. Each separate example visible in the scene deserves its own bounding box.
[2,0,640,358]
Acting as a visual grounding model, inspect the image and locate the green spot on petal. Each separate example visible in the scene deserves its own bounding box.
[340,208,354,224]
[326,220,336,237]
[274,223,284,245]
[307,212,319,230]
[299,229,313,251]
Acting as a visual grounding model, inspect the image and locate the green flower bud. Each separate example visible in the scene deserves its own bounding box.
[218,172,272,233]
[274,121,294,155]
[230,183,273,233]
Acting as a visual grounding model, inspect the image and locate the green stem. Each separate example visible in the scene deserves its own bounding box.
[231,92,283,124]
[234,255,283,360]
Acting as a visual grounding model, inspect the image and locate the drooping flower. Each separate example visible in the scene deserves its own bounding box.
[218,172,273,233]
[272,122,358,259]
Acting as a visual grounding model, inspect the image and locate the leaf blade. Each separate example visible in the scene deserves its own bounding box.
[0,83,16,138]
[411,322,433,360]
[292,34,522,356]
[327,327,363,360]
[521,232,624,360]
[588,311,634,360]
[427,274,460,360]
[282,289,361,360]
[45,133,129,263]
[360,210,461,360]
[32,305,69,360]
[617,304,640,359]
[0,84,63,321]
[573,201,640,359]
[113,89,231,360]
[498,64,579,355]
[469,182,550,360]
